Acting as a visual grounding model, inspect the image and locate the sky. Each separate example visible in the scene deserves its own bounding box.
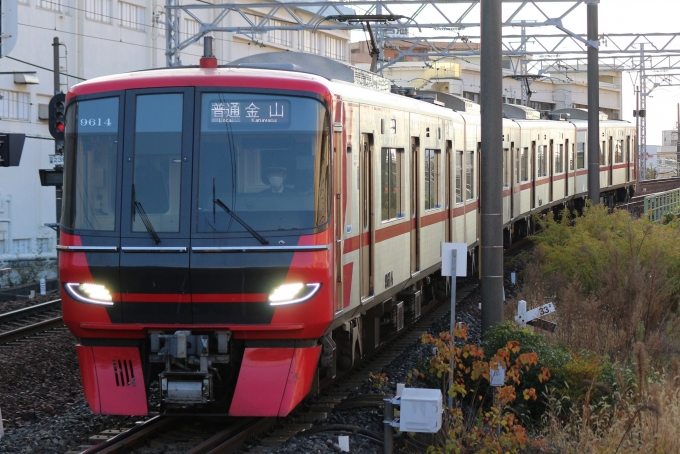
[350,0,680,146]
[590,0,680,146]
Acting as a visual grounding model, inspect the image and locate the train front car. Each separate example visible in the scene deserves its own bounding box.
[59,68,334,417]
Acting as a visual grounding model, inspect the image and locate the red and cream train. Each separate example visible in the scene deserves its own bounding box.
[58,51,635,416]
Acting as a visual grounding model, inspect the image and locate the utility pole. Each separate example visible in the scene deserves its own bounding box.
[636,85,640,184]
[586,0,600,204]
[53,37,63,229]
[639,44,647,180]
[677,103,680,177]
[480,0,503,337]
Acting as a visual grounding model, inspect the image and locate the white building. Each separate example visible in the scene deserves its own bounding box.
[657,130,678,177]
[0,0,350,267]
[351,41,623,120]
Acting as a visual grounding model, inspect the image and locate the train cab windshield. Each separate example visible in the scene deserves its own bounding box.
[62,92,330,235]
[196,93,329,234]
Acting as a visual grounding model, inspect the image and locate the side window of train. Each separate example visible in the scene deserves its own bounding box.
[381,147,404,221]
[577,143,585,169]
[570,144,575,171]
[555,144,564,173]
[503,148,510,187]
[521,147,529,181]
[455,151,463,204]
[599,141,605,165]
[615,140,624,163]
[424,149,441,210]
[465,150,474,201]
[537,145,546,178]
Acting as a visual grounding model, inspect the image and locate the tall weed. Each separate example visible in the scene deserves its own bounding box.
[526,205,680,363]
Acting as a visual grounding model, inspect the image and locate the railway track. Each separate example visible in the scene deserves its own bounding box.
[0,298,65,346]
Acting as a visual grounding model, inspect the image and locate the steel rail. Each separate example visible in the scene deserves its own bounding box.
[198,418,276,454]
[0,298,61,324]
[83,416,176,453]
[0,316,64,344]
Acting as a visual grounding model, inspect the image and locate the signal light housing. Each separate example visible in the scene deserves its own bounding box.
[48,93,66,140]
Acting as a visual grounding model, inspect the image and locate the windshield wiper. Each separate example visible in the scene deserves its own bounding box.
[132,184,161,245]
[213,197,269,245]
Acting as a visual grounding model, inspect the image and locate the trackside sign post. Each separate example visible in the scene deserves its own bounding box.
[515,300,557,332]
[441,242,467,408]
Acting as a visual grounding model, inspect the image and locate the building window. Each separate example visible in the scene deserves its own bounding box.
[381,148,404,221]
[463,91,479,103]
[13,239,30,254]
[0,90,29,121]
[577,142,585,169]
[298,30,319,53]
[529,101,555,111]
[119,1,145,31]
[36,238,51,254]
[267,20,292,47]
[241,14,263,40]
[324,35,347,61]
[425,149,440,210]
[184,18,201,44]
[86,0,111,23]
[38,0,68,13]
[465,150,474,200]
[455,151,463,203]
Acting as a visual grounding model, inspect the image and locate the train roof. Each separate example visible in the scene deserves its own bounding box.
[67,65,338,100]
[68,52,633,128]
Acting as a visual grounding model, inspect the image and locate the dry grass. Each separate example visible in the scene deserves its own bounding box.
[517,206,680,364]
[541,344,680,453]
[504,206,680,451]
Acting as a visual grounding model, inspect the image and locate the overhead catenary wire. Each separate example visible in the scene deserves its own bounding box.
[6,56,86,81]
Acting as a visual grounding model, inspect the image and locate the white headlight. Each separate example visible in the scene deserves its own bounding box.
[268,283,321,306]
[65,283,114,306]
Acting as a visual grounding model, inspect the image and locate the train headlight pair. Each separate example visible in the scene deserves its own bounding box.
[65,283,114,306]
[268,283,321,306]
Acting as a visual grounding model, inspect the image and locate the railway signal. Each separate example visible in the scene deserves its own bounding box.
[0,133,25,167]
[48,92,66,141]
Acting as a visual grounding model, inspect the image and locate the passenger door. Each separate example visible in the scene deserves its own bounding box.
[360,134,374,300]
[410,137,420,274]
[119,89,195,324]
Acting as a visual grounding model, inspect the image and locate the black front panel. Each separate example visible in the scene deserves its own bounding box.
[192,302,275,325]
[190,236,300,324]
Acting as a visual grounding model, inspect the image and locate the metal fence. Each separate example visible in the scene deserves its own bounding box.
[643,187,680,222]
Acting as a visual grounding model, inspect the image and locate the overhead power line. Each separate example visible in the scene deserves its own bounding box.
[6,56,86,81]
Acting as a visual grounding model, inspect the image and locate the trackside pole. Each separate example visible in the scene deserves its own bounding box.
[449,249,457,409]
[480,0,504,337]
[587,0,600,204]
[442,243,466,408]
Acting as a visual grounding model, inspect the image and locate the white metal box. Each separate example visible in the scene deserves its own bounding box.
[399,388,442,433]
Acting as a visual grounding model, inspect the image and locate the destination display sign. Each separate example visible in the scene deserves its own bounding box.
[207,98,291,129]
